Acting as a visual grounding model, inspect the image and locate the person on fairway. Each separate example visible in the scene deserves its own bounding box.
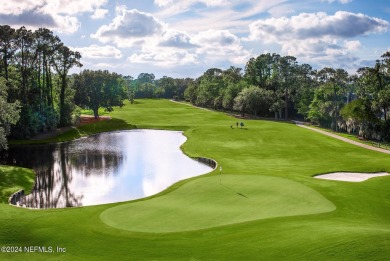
[240,122,244,128]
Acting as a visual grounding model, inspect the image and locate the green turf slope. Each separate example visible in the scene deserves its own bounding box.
[101,175,336,232]
[0,166,35,204]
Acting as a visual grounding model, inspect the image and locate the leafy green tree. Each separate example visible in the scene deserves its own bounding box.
[340,99,378,138]
[222,66,242,84]
[233,86,274,117]
[13,26,35,104]
[173,78,193,100]
[33,28,61,107]
[293,64,316,120]
[157,76,175,98]
[196,68,224,107]
[184,81,198,103]
[274,55,299,119]
[137,73,155,83]
[0,25,16,81]
[52,44,82,126]
[73,70,127,118]
[245,53,277,88]
[377,87,390,120]
[128,89,135,104]
[0,77,20,149]
[309,68,349,130]
[269,90,285,119]
[222,80,248,111]
[122,75,135,103]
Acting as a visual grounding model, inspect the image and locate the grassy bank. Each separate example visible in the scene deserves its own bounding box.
[1,99,389,260]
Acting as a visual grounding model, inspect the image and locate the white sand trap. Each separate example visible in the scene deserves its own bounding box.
[315,172,389,182]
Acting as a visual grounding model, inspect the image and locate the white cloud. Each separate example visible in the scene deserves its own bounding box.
[0,0,46,15]
[246,11,388,70]
[154,0,228,8]
[92,5,253,67]
[72,45,123,59]
[92,9,166,47]
[42,0,107,15]
[279,38,360,70]
[156,0,285,33]
[268,5,295,18]
[193,30,252,64]
[91,9,108,19]
[159,30,198,49]
[154,0,174,7]
[52,14,81,34]
[128,48,198,66]
[321,0,352,4]
[0,9,56,28]
[0,0,107,34]
[94,63,119,69]
[344,40,361,51]
[127,28,251,66]
[247,11,388,42]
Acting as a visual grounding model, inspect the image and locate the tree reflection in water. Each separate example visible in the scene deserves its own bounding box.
[1,130,212,209]
[1,135,123,208]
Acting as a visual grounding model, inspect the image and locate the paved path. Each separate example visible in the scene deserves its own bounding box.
[296,123,390,155]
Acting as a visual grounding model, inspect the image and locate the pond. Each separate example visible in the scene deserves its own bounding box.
[0,130,214,209]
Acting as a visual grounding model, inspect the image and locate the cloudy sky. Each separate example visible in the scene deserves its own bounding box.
[1,0,390,78]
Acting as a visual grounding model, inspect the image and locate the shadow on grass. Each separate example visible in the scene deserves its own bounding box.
[220,182,249,199]
[0,167,35,203]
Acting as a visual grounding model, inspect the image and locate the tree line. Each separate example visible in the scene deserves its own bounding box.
[0,25,129,149]
[1,24,389,150]
[0,25,82,148]
[183,53,390,142]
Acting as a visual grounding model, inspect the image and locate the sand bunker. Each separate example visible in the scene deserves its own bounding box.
[315,172,389,182]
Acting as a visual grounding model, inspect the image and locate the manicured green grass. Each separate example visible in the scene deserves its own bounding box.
[1,99,390,260]
[79,107,109,116]
[101,175,335,233]
[0,166,35,204]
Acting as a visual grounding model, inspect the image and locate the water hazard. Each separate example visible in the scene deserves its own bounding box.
[0,130,214,208]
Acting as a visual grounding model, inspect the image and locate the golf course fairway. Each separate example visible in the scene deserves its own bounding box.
[1,99,390,260]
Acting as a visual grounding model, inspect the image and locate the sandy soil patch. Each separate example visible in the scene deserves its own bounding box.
[315,172,389,182]
[79,115,111,124]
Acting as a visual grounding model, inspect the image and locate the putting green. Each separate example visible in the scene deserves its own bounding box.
[101,175,336,233]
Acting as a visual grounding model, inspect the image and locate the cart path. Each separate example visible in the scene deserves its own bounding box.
[295,122,390,155]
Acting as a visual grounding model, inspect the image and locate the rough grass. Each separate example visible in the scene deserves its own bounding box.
[1,99,390,260]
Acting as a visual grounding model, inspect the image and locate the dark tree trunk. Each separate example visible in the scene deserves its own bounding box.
[93,107,99,119]
[47,64,53,107]
[4,55,9,81]
[59,74,67,126]
[285,88,288,119]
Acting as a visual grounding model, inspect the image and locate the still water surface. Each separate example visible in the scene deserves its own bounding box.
[1,130,213,208]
